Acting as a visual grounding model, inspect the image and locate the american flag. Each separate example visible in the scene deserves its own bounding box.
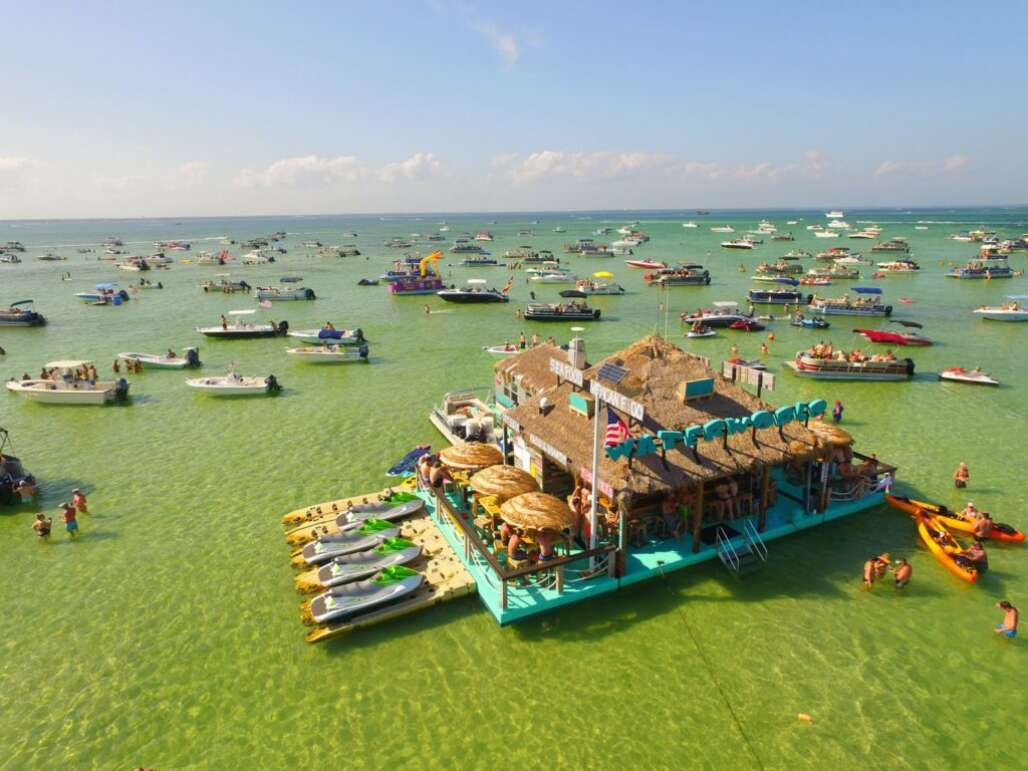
[604,407,629,447]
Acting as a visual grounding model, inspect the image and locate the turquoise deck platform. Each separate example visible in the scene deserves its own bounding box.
[422,470,886,625]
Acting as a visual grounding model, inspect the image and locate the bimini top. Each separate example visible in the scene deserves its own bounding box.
[9,299,35,307]
[228,309,256,316]
[853,287,882,294]
[712,301,740,308]
[466,279,488,285]
[46,360,94,369]
[96,282,117,290]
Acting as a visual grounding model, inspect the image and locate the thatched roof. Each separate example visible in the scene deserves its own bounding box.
[507,335,821,499]
[469,465,539,501]
[499,492,577,532]
[494,342,564,394]
[439,442,504,470]
[807,422,853,446]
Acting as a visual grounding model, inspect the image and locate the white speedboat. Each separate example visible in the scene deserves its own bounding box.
[288,327,366,345]
[118,349,201,369]
[721,239,754,250]
[825,210,844,219]
[681,221,698,228]
[973,296,1028,321]
[939,367,999,386]
[484,344,521,356]
[185,371,281,395]
[814,230,840,238]
[827,220,851,230]
[196,309,288,339]
[286,344,369,363]
[6,361,129,405]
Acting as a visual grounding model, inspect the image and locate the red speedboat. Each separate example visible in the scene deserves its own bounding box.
[625,259,666,269]
[729,319,765,332]
[853,328,932,346]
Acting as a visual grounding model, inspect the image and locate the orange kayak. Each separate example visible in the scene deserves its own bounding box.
[912,509,980,583]
[885,494,1024,543]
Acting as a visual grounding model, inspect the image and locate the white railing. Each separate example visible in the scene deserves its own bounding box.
[715,527,740,573]
[742,520,768,562]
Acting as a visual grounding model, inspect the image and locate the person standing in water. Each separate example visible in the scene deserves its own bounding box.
[953,462,970,489]
[890,558,912,588]
[61,502,79,539]
[72,488,88,515]
[994,601,1018,639]
[832,400,844,423]
[32,513,52,541]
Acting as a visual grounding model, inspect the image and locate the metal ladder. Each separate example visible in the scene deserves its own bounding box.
[716,521,769,577]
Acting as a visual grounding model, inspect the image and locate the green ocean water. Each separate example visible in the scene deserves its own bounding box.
[0,209,1025,769]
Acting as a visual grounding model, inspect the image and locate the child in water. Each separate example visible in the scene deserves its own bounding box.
[832,401,844,423]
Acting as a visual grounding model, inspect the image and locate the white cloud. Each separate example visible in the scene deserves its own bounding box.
[506,150,668,184]
[178,161,208,181]
[875,154,974,177]
[0,156,36,189]
[473,21,520,68]
[235,154,364,188]
[94,174,145,192]
[378,152,442,183]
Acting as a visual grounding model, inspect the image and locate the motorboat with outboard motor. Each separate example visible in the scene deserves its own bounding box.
[809,288,892,317]
[786,351,914,380]
[853,328,931,346]
[254,286,316,301]
[524,302,601,321]
[302,566,424,625]
[938,367,999,386]
[6,361,130,404]
[196,310,288,338]
[747,289,812,305]
[681,301,755,328]
[118,348,201,369]
[437,279,511,303]
[185,370,281,395]
[75,283,130,305]
[0,427,37,506]
[973,296,1028,321]
[790,315,830,329]
[286,343,370,363]
[0,300,46,326]
[288,326,365,345]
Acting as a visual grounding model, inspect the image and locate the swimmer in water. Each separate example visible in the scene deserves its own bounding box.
[994,601,1018,639]
[862,557,877,588]
[890,558,912,588]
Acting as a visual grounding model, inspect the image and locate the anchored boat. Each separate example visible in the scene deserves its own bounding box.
[197,310,288,338]
[254,286,316,301]
[288,326,365,345]
[0,300,46,327]
[286,344,370,363]
[973,295,1028,321]
[785,351,914,380]
[118,348,201,369]
[185,371,282,395]
[6,360,130,404]
[524,302,601,321]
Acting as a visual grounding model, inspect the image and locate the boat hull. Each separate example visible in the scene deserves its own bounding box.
[6,380,119,404]
[785,357,914,381]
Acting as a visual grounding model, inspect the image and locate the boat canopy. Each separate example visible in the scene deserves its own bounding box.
[712,301,739,308]
[467,279,487,285]
[9,299,34,307]
[46,360,94,369]
[853,287,882,294]
[593,271,614,279]
[228,309,256,315]
[96,283,117,290]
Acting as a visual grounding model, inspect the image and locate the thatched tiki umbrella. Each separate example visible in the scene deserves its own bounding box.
[439,442,504,470]
[469,465,539,502]
[499,492,577,534]
[806,422,853,447]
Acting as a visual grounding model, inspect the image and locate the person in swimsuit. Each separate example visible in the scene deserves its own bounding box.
[973,513,993,540]
[862,557,877,588]
[874,553,891,579]
[890,558,912,588]
[832,400,844,423]
[428,461,451,491]
[32,514,52,541]
[61,503,79,538]
[72,488,88,515]
[994,601,1018,639]
[536,529,558,561]
[953,462,969,489]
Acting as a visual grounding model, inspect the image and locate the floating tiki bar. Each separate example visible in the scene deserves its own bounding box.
[420,335,896,624]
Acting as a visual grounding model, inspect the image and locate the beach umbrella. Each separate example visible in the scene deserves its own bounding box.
[592,271,614,279]
[468,465,539,501]
[499,492,577,533]
[806,422,853,446]
[439,442,504,470]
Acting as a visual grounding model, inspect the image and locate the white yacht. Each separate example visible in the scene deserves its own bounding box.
[827,220,851,230]
[710,226,735,233]
[825,210,845,219]
[681,221,698,229]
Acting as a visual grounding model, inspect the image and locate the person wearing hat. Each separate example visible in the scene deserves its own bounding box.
[961,501,980,520]
[72,488,88,515]
[61,502,79,539]
[873,553,891,579]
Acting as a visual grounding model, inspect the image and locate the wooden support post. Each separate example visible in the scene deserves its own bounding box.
[555,565,564,594]
[501,580,508,610]
[692,481,705,553]
[759,467,770,532]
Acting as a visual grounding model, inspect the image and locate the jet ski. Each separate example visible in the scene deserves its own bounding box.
[281,487,417,526]
[302,566,424,625]
[285,497,424,547]
[292,520,400,567]
[294,538,422,592]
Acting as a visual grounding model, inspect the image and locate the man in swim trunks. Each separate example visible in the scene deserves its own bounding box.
[973,513,993,540]
[994,601,1018,638]
[862,558,877,588]
[32,513,52,541]
[61,502,79,538]
[890,558,912,588]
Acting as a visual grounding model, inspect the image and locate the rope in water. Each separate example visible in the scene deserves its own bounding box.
[657,563,765,771]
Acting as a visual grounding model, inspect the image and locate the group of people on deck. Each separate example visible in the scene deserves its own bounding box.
[805,342,897,364]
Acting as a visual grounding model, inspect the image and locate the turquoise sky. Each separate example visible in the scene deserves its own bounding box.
[2,1,1026,217]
